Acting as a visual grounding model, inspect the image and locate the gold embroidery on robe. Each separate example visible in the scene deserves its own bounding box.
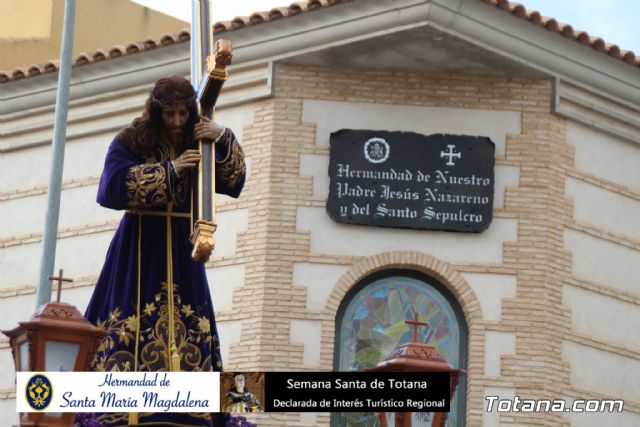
[143,146,189,206]
[91,282,215,373]
[216,131,246,188]
[125,163,169,208]
[97,413,130,425]
[172,170,190,206]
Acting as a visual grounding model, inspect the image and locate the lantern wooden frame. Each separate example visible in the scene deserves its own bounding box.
[3,301,106,427]
[369,341,465,427]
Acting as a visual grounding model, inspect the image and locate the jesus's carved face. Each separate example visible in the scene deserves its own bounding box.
[161,105,190,140]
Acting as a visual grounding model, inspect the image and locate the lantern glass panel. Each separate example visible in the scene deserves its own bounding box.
[45,341,80,371]
[19,341,28,371]
[413,413,434,426]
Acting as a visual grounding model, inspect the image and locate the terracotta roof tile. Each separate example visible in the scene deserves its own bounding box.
[607,44,620,58]
[268,7,289,19]
[287,2,306,14]
[108,46,126,58]
[92,49,108,62]
[560,24,574,37]
[12,68,28,80]
[75,52,93,66]
[622,50,637,64]
[307,0,328,10]
[576,31,590,45]
[591,37,606,52]
[159,34,174,45]
[213,21,230,33]
[230,16,249,30]
[511,3,527,18]
[44,60,59,72]
[142,38,158,50]
[125,41,144,54]
[249,12,269,24]
[1,0,638,83]
[528,10,542,25]
[27,64,45,77]
[542,17,559,32]
[484,0,638,63]
[178,29,191,41]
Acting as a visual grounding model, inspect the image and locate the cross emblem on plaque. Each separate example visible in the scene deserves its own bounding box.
[405,313,429,343]
[440,144,462,166]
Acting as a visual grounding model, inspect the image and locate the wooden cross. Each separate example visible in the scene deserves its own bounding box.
[189,0,233,263]
[405,313,429,343]
[48,268,73,303]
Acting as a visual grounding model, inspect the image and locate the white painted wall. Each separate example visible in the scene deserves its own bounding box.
[564,341,640,402]
[297,207,517,264]
[292,263,348,310]
[563,403,640,427]
[206,264,246,313]
[566,178,640,241]
[483,387,515,427]
[290,319,322,367]
[563,117,640,425]
[302,100,521,159]
[462,273,517,322]
[0,231,112,289]
[568,122,640,192]
[564,285,640,349]
[565,229,640,294]
[484,331,516,376]
[217,320,242,364]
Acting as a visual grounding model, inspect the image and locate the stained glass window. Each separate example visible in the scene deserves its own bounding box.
[333,273,466,427]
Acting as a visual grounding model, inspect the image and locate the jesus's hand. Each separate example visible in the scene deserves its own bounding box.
[194,117,225,142]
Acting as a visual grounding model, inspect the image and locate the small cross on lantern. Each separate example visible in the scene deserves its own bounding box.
[48,268,73,303]
[405,313,429,343]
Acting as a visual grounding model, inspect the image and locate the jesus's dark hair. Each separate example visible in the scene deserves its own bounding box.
[118,75,198,157]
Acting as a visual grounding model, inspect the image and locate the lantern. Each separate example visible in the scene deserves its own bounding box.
[2,269,106,426]
[369,314,465,427]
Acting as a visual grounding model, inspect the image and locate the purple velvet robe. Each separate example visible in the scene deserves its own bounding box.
[84,129,245,426]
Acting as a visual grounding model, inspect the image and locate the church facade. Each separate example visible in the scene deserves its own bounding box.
[1,0,639,426]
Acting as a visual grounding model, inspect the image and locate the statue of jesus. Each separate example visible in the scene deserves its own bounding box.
[82,75,245,427]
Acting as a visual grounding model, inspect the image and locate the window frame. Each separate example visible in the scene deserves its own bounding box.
[332,268,468,427]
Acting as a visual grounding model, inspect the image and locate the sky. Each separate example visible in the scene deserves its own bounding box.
[132,0,640,55]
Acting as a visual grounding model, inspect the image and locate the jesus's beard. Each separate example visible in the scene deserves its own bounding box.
[167,127,185,143]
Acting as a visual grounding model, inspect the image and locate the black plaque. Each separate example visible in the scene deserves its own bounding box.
[327,129,495,232]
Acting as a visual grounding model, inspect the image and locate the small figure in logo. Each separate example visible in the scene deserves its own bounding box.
[223,374,263,413]
[364,137,390,164]
[369,141,385,158]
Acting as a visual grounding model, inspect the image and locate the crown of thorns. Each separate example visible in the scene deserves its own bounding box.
[150,93,196,107]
